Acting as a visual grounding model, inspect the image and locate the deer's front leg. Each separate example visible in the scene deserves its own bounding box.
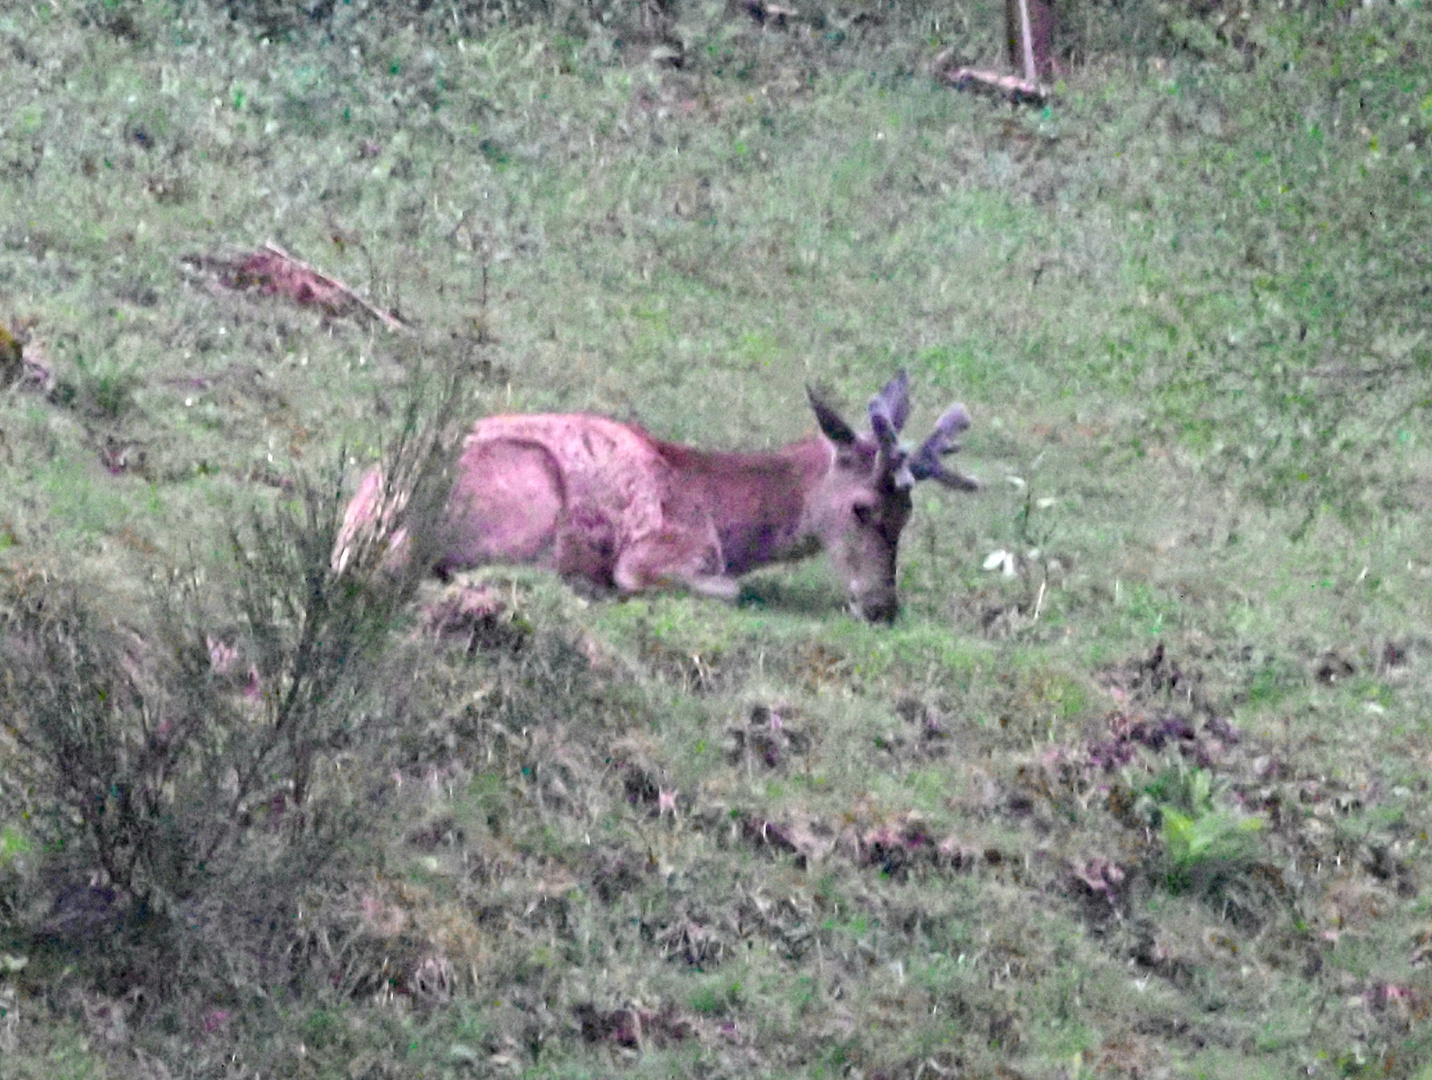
[613,530,738,602]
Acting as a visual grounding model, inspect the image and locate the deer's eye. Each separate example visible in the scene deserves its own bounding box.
[852,502,874,525]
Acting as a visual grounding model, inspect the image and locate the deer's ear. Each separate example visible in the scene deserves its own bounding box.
[807,386,857,445]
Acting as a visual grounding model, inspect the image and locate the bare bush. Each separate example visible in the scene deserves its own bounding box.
[0,371,466,997]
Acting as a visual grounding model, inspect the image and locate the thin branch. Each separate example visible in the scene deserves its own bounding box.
[261,241,409,332]
[1307,361,1423,380]
[943,67,1051,105]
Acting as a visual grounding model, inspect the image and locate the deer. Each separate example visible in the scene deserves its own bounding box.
[336,371,977,622]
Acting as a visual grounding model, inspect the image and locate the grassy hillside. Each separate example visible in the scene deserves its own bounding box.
[2,0,1432,1076]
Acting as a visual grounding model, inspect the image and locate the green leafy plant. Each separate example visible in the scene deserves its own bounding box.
[0,825,28,866]
[1145,765,1264,891]
[62,353,142,421]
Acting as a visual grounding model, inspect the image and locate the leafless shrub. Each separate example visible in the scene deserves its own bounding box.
[0,369,466,999]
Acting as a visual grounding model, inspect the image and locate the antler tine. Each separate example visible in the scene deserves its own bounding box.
[869,401,900,447]
[865,370,910,485]
[868,369,911,435]
[910,403,978,490]
[929,403,972,449]
[920,462,980,491]
[869,405,905,486]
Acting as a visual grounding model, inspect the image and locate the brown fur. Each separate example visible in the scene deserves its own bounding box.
[337,375,976,622]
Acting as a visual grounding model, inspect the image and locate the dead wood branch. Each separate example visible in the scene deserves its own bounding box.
[186,243,408,331]
[942,66,1051,105]
[254,242,408,331]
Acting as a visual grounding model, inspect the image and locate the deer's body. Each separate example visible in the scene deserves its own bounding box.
[339,373,977,622]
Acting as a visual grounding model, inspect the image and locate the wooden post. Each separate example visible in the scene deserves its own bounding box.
[940,0,1054,103]
[1007,0,1056,82]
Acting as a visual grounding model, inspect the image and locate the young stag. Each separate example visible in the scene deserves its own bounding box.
[337,372,977,622]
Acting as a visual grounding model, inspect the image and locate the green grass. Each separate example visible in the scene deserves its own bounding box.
[1,0,1432,1076]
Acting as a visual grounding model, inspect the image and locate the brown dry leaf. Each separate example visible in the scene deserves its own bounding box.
[0,316,54,392]
[1319,874,1394,937]
[781,809,836,862]
[0,324,20,386]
